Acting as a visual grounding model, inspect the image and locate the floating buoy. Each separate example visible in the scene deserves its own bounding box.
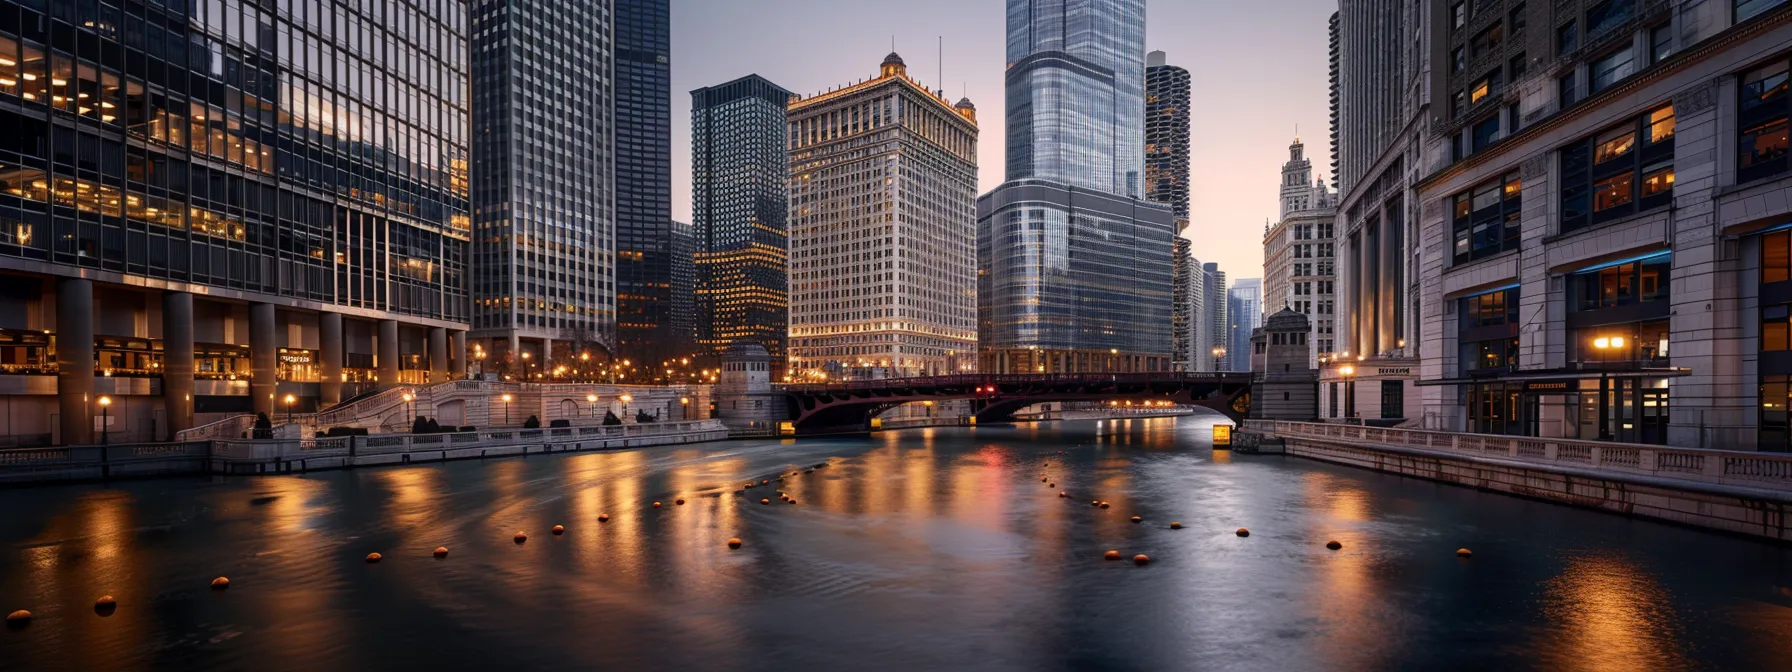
[1104,550,1121,561]
[1236,528,1250,537]
[94,596,116,615]
[779,494,789,501]
[1130,516,1142,524]
[5,610,30,626]
[727,538,742,549]
[804,469,813,474]
[365,552,383,563]
[786,498,796,504]
[745,483,755,489]
[1041,477,1047,482]
[1457,548,1474,558]
[1091,500,1100,506]
[1043,462,1048,466]
[1133,554,1150,566]
[653,501,663,508]
[760,498,770,505]
[1099,502,1110,509]
[552,525,565,535]
[1170,522,1182,529]
[434,546,449,558]
[210,577,231,590]
[1049,483,1056,488]
[1058,492,1067,498]
[598,514,610,522]
[1326,540,1342,550]
[514,531,528,543]
[676,498,686,505]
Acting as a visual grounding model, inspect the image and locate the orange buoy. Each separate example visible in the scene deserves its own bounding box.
[94,596,116,615]
[598,514,610,522]
[1104,550,1121,561]
[1130,516,1142,524]
[1049,483,1056,488]
[5,609,30,625]
[786,498,796,504]
[1041,477,1047,482]
[1099,502,1110,509]
[1457,548,1474,558]
[210,577,231,590]
[1090,500,1100,506]
[727,538,742,549]
[514,531,528,543]
[365,552,383,563]
[552,525,565,535]
[434,546,450,558]
[762,479,770,485]
[653,501,662,508]
[1170,522,1183,529]
[1236,528,1250,537]
[1133,554,1150,566]
[1326,540,1342,550]
[745,483,755,489]
[760,498,770,505]
[1058,492,1067,498]
[676,498,686,505]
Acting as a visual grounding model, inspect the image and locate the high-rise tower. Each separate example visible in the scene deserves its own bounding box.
[613,0,676,365]
[1145,50,1191,231]
[978,0,1176,374]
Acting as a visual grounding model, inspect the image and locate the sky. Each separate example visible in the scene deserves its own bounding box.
[669,0,1337,281]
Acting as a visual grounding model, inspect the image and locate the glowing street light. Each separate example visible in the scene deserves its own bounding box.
[587,393,599,419]
[285,393,299,425]
[501,393,513,425]
[97,395,112,445]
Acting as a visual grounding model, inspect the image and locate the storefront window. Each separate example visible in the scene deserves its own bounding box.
[195,343,251,380]
[0,329,54,375]
[277,347,319,382]
[95,337,163,377]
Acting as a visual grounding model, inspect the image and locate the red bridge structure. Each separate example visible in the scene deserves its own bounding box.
[778,373,1253,435]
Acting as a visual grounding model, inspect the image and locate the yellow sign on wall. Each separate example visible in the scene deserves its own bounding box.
[1212,424,1232,447]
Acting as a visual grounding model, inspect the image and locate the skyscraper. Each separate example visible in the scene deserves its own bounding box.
[787,54,979,379]
[471,0,615,375]
[691,75,793,371]
[978,0,1176,374]
[1262,137,1337,367]
[1145,50,1191,231]
[669,220,696,349]
[0,0,470,444]
[613,0,676,363]
[1200,263,1228,372]
[1227,279,1262,372]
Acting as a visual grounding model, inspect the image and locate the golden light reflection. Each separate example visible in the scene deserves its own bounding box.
[1537,553,1691,672]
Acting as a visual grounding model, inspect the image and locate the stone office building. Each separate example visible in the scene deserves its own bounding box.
[0,0,470,445]
[1414,0,1792,450]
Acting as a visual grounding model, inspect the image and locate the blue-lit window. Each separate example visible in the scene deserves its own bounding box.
[1559,104,1674,232]
[1740,60,1792,183]
[1450,171,1521,265]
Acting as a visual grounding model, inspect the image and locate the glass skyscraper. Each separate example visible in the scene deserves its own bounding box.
[613,0,675,364]
[0,0,470,444]
[691,75,792,372]
[978,0,1175,374]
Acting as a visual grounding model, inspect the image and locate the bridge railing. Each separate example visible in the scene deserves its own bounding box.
[1254,420,1792,492]
[781,372,1247,393]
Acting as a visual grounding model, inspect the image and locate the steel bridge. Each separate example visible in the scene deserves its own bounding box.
[779,373,1253,435]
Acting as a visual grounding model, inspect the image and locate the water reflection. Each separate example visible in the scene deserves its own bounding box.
[0,418,1786,669]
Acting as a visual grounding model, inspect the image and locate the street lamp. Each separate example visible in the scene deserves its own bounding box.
[521,351,532,383]
[587,393,599,419]
[1592,335,1625,441]
[501,393,513,426]
[284,393,297,425]
[97,395,112,445]
[474,347,487,378]
[1339,364,1357,420]
[1212,346,1227,372]
[401,392,414,425]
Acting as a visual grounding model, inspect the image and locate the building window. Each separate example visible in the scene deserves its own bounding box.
[1590,47,1635,93]
[1329,382,1339,417]
[1381,381,1404,419]
[1558,21,1579,56]
[1510,3,1528,35]
[1453,47,1466,73]
[1570,253,1672,312]
[1559,104,1675,232]
[1472,23,1505,58]
[1559,71,1579,108]
[1587,0,1635,36]
[1650,25,1673,63]
[1740,60,1792,183]
[1738,0,1789,23]
[1510,53,1528,80]
[1761,373,1792,453]
[1453,2,1467,29]
[1764,228,1792,283]
[1471,114,1502,152]
[1450,172,1522,265]
[1459,287,1520,376]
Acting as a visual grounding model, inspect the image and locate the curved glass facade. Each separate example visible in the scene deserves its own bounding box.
[1003,0,1146,198]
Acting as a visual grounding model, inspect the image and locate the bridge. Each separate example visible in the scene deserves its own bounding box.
[779,373,1253,435]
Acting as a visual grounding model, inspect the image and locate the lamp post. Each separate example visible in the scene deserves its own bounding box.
[1592,335,1625,441]
[284,393,297,426]
[474,347,487,379]
[1339,365,1356,420]
[501,393,513,426]
[620,393,633,419]
[97,395,112,445]
[586,393,598,419]
[680,396,690,420]
[580,352,591,383]
[520,351,532,384]
[401,392,414,426]
[1212,346,1227,372]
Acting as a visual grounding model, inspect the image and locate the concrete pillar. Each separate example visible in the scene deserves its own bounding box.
[162,291,195,438]
[319,312,343,406]
[428,327,447,383]
[449,330,467,380]
[250,303,276,416]
[56,278,94,445]
[508,332,520,377]
[377,319,399,388]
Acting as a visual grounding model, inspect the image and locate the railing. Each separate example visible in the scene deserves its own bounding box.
[781,372,1249,393]
[174,414,257,441]
[1254,420,1792,492]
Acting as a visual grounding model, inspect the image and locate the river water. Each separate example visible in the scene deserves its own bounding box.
[1,415,1789,670]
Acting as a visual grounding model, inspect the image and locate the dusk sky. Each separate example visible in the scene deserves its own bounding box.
[669,0,1337,280]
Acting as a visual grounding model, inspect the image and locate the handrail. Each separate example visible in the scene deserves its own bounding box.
[174,414,256,441]
[1255,420,1792,491]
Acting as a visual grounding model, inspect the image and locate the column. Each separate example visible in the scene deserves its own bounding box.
[377,319,399,389]
[162,291,195,438]
[449,330,467,380]
[56,278,94,445]
[250,303,276,416]
[428,327,448,383]
[319,312,343,406]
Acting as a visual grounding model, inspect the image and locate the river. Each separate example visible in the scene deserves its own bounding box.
[1,415,1789,670]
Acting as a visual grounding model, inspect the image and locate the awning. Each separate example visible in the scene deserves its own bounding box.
[1414,367,1692,387]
